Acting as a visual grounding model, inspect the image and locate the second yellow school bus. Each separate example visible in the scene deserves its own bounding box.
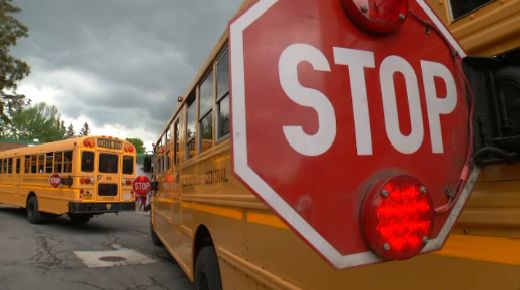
[0,136,137,224]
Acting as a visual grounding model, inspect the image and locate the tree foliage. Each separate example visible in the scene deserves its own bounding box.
[65,123,75,138]
[9,102,66,142]
[0,0,30,132]
[79,122,90,136]
[126,138,145,154]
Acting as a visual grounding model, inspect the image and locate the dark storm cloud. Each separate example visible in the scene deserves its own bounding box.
[12,0,242,138]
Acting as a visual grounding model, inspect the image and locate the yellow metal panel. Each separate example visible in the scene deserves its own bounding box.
[427,0,520,56]
[436,234,520,265]
[182,202,242,221]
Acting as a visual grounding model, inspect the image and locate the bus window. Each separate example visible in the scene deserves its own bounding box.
[218,96,230,139]
[186,92,196,159]
[123,156,134,175]
[174,120,180,166]
[164,130,170,171]
[166,125,172,170]
[0,159,3,174]
[54,152,63,173]
[199,70,213,152]
[24,156,30,174]
[45,153,53,173]
[216,49,230,139]
[16,158,20,174]
[7,158,12,174]
[81,151,95,172]
[450,0,493,20]
[31,155,37,174]
[166,126,171,145]
[37,154,45,173]
[63,151,73,173]
[99,153,118,174]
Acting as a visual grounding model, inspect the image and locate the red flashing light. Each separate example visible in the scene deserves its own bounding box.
[341,0,408,34]
[83,138,95,148]
[124,143,135,153]
[80,177,93,185]
[362,176,434,260]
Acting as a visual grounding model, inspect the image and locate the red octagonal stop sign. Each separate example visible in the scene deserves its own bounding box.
[230,0,480,268]
[133,176,152,196]
[49,173,61,188]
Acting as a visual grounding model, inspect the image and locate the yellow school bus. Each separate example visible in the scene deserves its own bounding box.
[148,1,519,289]
[0,136,137,224]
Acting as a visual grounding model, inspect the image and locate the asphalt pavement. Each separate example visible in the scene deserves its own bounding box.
[0,204,193,290]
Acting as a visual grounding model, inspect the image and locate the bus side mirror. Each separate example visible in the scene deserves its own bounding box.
[143,155,152,173]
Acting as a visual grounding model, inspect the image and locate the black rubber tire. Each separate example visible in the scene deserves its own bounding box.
[195,246,222,290]
[26,196,42,224]
[69,214,92,225]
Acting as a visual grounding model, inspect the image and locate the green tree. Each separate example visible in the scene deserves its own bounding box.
[9,102,66,142]
[79,122,90,136]
[126,138,145,153]
[0,0,31,134]
[65,123,75,138]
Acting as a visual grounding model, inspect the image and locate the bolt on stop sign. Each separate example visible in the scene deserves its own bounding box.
[230,0,480,268]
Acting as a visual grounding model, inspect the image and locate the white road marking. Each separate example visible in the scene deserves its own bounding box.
[74,244,156,268]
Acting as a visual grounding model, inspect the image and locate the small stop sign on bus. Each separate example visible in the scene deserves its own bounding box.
[49,173,61,188]
[133,176,152,196]
[230,0,479,268]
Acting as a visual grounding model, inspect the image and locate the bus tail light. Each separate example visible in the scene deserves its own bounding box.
[361,175,434,260]
[340,0,408,34]
[80,177,95,185]
[122,179,133,186]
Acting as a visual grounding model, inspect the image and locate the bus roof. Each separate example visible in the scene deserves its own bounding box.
[0,136,128,156]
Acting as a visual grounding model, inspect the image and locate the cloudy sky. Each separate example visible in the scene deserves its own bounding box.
[12,0,243,150]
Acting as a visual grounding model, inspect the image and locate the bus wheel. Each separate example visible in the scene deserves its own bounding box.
[69,214,92,225]
[26,196,42,224]
[195,246,222,290]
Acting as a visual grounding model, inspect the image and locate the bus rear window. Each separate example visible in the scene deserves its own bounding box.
[123,156,134,175]
[99,153,118,173]
[82,151,95,172]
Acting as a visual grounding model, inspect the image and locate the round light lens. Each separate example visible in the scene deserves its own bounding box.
[361,175,434,260]
[341,0,408,34]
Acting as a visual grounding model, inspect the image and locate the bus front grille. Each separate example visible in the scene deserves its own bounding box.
[98,184,118,196]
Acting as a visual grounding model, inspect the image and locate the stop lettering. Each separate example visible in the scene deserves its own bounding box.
[230,0,478,268]
[279,45,456,156]
[133,176,152,196]
[49,173,61,188]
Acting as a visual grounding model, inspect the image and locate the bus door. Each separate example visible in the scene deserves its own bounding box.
[96,151,120,202]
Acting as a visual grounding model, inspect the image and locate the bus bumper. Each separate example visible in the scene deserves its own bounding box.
[69,202,135,214]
